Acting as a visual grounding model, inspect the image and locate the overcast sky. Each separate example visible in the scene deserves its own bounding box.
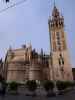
[0,0,74,67]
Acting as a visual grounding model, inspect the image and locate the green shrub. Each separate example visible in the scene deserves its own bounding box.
[43,80,54,92]
[26,80,37,92]
[9,81,18,91]
[65,81,75,88]
[56,81,67,91]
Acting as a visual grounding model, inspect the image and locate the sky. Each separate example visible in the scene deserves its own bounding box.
[0,0,74,67]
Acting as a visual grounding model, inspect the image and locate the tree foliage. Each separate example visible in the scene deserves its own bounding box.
[43,80,54,91]
[9,81,18,91]
[56,81,68,91]
[26,80,37,92]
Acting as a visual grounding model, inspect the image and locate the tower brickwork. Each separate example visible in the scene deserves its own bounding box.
[48,6,73,81]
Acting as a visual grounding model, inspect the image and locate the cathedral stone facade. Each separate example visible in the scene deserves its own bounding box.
[4,5,73,83]
[4,45,50,82]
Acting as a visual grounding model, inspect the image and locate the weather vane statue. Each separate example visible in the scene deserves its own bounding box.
[54,0,56,6]
[5,0,10,3]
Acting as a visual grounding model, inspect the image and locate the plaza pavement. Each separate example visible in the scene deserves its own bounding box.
[0,89,75,100]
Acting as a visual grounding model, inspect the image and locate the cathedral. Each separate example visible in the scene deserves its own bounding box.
[4,5,73,83]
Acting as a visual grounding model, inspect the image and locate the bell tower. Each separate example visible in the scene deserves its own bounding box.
[48,5,73,81]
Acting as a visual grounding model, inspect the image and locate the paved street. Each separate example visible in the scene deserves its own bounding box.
[0,90,75,100]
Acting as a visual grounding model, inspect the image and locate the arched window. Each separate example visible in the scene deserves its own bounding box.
[58,54,64,65]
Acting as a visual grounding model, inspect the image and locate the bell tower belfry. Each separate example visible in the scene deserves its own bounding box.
[48,5,73,81]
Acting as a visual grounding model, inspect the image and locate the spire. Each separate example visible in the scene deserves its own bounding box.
[52,1,60,19]
[9,45,12,51]
[41,48,43,56]
[48,1,64,30]
[28,41,32,50]
[22,44,26,48]
[54,0,55,7]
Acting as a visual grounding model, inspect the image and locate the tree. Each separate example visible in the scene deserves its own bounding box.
[56,81,68,95]
[0,75,3,82]
[26,80,37,96]
[43,80,54,96]
[0,76,7,96]
[56,81,67,91]
[9,81,18,94]
[1,80,7,96]
[64,81,75,89]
